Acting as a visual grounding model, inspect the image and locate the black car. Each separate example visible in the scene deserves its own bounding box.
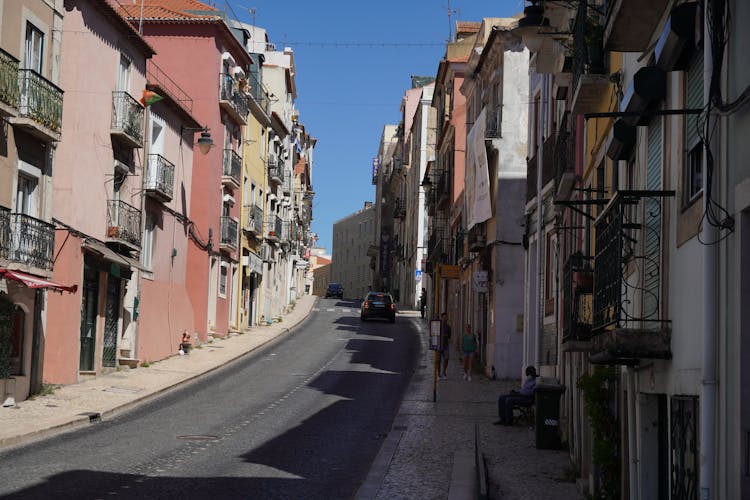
[325,283,344,299]
[360,292,396,322]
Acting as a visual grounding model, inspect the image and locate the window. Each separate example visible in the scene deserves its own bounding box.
[16,173,38,216]
[545,231,555,316]
[24,23,43,72]
[684,49,704,205]
[219,263,228,297]
[117,54,131,92]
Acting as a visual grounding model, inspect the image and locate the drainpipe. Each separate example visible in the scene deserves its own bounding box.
[700,7,716,499]
[534,75,547,370]
[626,366,638,499]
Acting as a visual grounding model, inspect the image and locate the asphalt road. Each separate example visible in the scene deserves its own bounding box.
[0,299,422,500]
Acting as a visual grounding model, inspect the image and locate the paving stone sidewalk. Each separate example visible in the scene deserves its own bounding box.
[359,313,581,500]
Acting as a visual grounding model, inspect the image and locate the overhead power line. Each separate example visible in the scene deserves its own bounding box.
[276,41,445,48]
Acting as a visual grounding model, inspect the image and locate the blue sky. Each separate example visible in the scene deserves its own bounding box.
[225,0,523,251]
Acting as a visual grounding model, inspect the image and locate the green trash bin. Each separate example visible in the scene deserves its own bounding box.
[534,384,564,449]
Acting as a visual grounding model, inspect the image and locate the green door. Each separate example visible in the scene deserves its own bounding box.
[79,268,99,371]
[102,274,120,368]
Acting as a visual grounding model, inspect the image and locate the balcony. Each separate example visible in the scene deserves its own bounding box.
[265,215,283,244]
[107,200,141,249]
[246,71,270,117]
[393,199,406,219]
[485,105,502,139]
[0,48,19,117]
[219,216,238,253]
[268,157,284,186]
[427,219,447,262]
[145,154,175,202]
[243,205,264,236]
[219,73,249,125]
[570,3,611,115]
[14,69,63,141]
[526,132,556,203]
[222,149,241,188]
[590,190,674,364]
[436,171,450,210]
[554,113,576,201]
[0,206,55,271]
[604,0,670,52]
[111,91,144,148]
[562,253,594,349]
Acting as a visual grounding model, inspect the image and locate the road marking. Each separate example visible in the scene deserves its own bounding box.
[326,308,335,312]
[342,308,351,312]
[312,308,320,311]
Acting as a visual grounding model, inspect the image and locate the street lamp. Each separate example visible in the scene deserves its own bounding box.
[181,125,214,155]
[512,0,551,52]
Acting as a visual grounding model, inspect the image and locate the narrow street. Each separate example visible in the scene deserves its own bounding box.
[0,300,421,500]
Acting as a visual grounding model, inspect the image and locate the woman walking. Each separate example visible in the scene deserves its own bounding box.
[462,324,477,381]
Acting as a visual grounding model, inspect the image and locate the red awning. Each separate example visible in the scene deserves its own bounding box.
[0,268,78,294]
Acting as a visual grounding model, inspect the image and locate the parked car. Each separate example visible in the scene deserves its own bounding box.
[360,291,396,322]
[325,283,344,299]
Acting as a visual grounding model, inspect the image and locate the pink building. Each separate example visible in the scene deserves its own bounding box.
[46,0,201,383]
[117,0,252,341]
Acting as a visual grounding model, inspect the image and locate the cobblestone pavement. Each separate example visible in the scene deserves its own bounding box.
[360,312,581,500]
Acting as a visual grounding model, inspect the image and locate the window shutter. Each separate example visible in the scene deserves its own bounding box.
[686,51,704,148]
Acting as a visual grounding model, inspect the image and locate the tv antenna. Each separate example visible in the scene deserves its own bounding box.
[444,0,460,43]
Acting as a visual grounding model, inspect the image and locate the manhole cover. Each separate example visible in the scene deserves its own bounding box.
[176,435,219,441]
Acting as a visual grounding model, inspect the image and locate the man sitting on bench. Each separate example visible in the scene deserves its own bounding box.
[493,366,539,426]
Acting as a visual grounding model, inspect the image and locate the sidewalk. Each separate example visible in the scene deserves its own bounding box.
[358,311,581,500]
[0,294,317,451]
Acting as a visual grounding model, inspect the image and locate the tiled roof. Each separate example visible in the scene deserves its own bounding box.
[455,21,482,34]
[115,0,219,21]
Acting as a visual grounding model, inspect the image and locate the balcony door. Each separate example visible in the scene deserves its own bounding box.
[79,268,99,372]
[13,168,39,263]
[148,115,165,189]
[23,23,43,72]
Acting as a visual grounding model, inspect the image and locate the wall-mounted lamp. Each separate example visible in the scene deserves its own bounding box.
[421,176,433,188]
[512,0,551,52]
[181,125,214,155]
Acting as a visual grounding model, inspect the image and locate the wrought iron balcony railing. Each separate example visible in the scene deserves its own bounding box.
[220,216,238,250]
[570,1,611,114]
[266,215,283,242]
[436,171,450,209]
[562,253,594,343]
[0,207,55,271]
[592,190,674,334]
[526,132,557,203]
[219,73,249,123]
[0,48,19,111]
[554,112,576,200]
[145,154,175,202]
[243,205,264,234]
[111,91,144,146]
[247,71,270,114]
[146,59,193,113]
[485,105,502,138]
[268,158,285,185]
[393,199,406,219]
[18,69,63,133]
[222,149,241,187]
[107,199,141,247]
